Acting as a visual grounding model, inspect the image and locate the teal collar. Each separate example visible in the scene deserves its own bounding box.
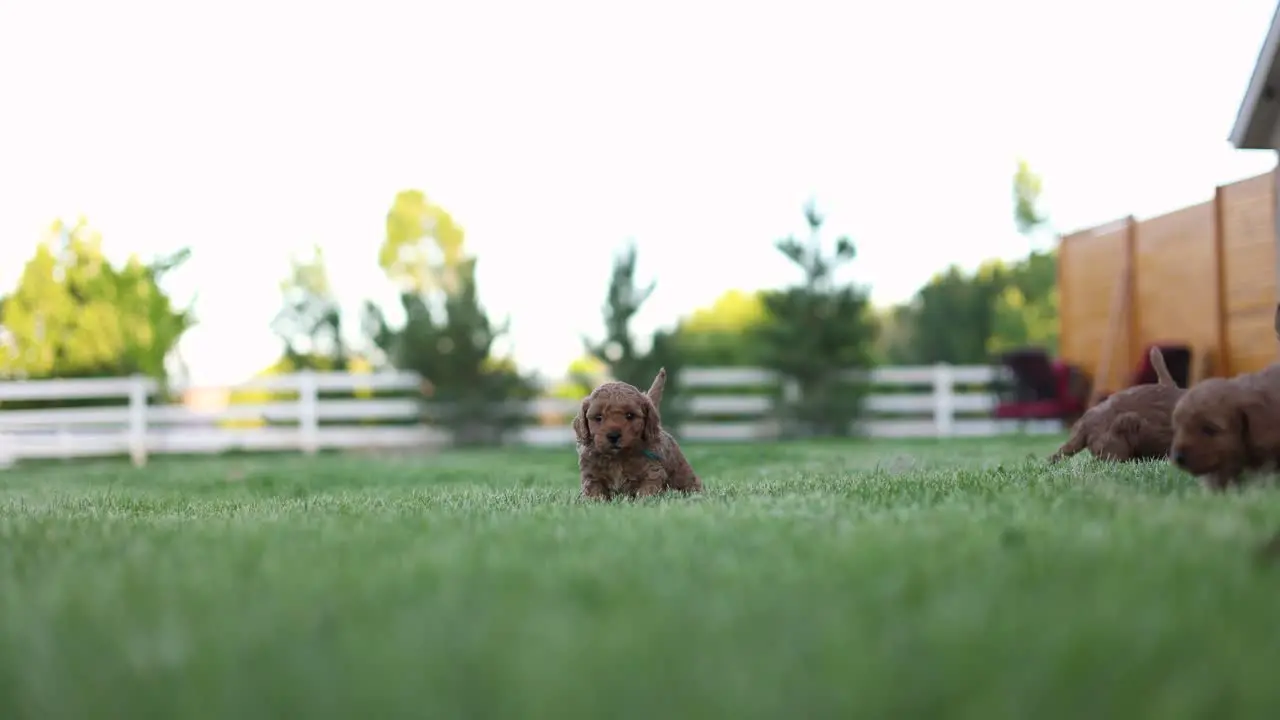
[642,449,663,463]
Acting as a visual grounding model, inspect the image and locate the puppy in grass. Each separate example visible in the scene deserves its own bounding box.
[1168,304,1280,491]
[572,368,701,500]
[1048,346,1184,464]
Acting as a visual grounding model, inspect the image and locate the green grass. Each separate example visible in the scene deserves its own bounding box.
[3,437,1280,719]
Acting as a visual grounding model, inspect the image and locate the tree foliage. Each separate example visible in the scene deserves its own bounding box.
[0,218,195,385]
[271,244,348,371]
[885,161,1060,365]
[363,192,534,445]
[754,203,878,437]
[378,190,468,295]
[872,304,920,366]
[1003,159,1058,354]
[549,354,608,402]
[674,289,768,367]
[905,263,1009,364]
[987,250,1058,356]
[891,252,1059,365]
[1013,157,1048,236]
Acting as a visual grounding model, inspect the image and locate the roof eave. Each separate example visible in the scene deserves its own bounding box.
[1231,1,1280,150]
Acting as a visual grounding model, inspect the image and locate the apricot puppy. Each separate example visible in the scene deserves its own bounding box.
[1048,346,1184,464]
[572,368,701,500]
[1169,306,1280,490]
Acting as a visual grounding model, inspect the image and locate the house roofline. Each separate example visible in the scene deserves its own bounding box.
[1232,2,1280,149]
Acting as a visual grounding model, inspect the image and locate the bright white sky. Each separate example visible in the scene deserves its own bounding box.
[2,0,1279,386]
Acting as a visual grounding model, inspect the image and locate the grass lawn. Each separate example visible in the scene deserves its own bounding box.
[3,436,1280,719]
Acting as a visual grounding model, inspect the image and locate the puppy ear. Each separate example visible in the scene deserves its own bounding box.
[641,394,662,443]
[1111,412,1142,444]
[572,397,592,445]
[646,367,667,407]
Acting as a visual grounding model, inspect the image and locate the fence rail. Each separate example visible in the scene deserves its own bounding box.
[0,365,1063,467]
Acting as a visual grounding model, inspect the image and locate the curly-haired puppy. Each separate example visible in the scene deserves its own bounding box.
[1048,346,1184,464]
[1170,304,1280,490]
[572,368,702,500]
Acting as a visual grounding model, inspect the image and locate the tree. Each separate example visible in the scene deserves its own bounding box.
[270,244,348,371]
[674,289,769,367]
[754,203,879,437]
[988,283,1059,356]
[892,251,1059,365]
[884,161,1060,366]
[903,262,1009,364]
[987,250,1058,356]
[549,354,608,402]
[363,192,535,445]
[679,289,768,334]
[1013,158,1048,237]
[872,304,918,365]
[379,190,467,295]
[582,242,654,385]
[0,217,195,386]
[581,242,687,427]
[114,248,196,382]
[998,158,1060,354]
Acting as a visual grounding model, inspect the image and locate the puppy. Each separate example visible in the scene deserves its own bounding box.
[572,368,701,500]
[1048,346,1185,464]
[1169,306,1280,490]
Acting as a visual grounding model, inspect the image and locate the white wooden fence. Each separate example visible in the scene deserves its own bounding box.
[0,365,1062,467]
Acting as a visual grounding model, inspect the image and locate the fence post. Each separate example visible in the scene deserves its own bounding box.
[0,432,13,469]
[127,374,149,467]
[778,376,800,440]
[298,370,319,455]
[933,363,955,437]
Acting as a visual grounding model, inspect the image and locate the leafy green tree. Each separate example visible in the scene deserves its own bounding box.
[363,193,535,445]
[872,304,918,365]
[674,289,769,367]
[995,159,1059,354]
[379,190,467,295]
[1013,158,1048,236]
[0,217,195,386]
[115,248,196,383]
[754,203,879,437]
[987,250,1058,356]
[892,254,1058,365]
[891,161,1060,364]
[903,262,1009,364]
[549,354,608,402]
[680,289,768,333]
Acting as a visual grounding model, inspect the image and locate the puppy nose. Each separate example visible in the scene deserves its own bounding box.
[1173,451,1187,467]
[606,431,621,444]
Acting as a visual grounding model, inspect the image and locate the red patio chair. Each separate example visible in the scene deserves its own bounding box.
[992,348,1087,424]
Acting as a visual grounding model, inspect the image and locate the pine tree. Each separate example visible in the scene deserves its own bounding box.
[581,242,686,428]
[364,257,535,445]
[363,191,536,445]
[755,203,878,437]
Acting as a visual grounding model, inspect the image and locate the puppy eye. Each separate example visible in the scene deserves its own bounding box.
[1201,424,1218,437]
[625,412,635,420]
[592,415,603,423]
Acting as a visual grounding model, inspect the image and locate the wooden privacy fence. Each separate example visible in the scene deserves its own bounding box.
[1059,169,1278,394]
[0,365,1062,467]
